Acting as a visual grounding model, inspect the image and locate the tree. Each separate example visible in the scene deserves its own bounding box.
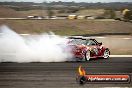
[103,9,116,19]
[124,10,132,20]
[47,7,54,18]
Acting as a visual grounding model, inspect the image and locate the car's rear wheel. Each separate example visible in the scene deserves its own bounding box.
[85,50,90,61]
[103,49,110,59]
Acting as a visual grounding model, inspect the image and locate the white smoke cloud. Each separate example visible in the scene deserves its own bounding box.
[0,25,73,62]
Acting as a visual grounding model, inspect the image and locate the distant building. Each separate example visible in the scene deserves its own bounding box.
[77,15,86,19]
[27,16,43,19]
[27,16,34,18]
[56,15,68,19]
[68,15,77,19]
[86,16,94,19]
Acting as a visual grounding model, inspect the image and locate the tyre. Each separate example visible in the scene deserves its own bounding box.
[85,50,91,61]
[79,76,87,84]
[103,49,110,59]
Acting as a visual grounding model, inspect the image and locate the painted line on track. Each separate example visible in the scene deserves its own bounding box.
[0,54,132,57]
[122,38,131,40]
[102,87,130,88]
[0,34,132,39]
[93,37,106,38]
[70,36,132,39]
[20,34,30,35]
[110,55,132,57]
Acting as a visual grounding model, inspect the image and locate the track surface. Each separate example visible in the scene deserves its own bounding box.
[0,57,132,88]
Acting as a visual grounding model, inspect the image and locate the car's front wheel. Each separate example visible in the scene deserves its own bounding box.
[103,49,110,59]
[85,50,91,61]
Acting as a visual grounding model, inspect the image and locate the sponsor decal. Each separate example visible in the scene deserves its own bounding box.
[76,66,130,84]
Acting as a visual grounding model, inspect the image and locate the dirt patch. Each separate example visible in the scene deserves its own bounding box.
[0,6,24,18]
[0,19,132,35]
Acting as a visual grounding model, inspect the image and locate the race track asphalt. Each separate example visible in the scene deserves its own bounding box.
[0,57,132,88]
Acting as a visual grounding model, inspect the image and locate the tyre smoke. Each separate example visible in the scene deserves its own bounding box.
[0,25,73,62]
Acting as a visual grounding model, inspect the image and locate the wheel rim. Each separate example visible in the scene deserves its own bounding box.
[85,51,90,61]
[103,50,109,58]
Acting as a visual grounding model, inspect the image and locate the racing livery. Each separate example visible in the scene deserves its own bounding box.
[68,37,110,61]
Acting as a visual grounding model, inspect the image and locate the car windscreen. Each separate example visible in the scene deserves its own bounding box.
[69,39,86,45]
[86,40,97,45]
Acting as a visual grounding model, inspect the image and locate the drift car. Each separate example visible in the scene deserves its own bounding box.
[68,37,110,61]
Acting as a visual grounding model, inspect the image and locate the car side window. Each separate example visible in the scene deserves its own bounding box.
[86,40,97,46]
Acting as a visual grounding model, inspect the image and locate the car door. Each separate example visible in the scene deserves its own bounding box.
[92,39,104,56]
[86,39,99,56]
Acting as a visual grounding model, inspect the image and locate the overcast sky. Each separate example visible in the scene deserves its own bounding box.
[0,0,132,3]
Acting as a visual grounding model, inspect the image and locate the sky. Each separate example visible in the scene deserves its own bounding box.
[0,0,132,3]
